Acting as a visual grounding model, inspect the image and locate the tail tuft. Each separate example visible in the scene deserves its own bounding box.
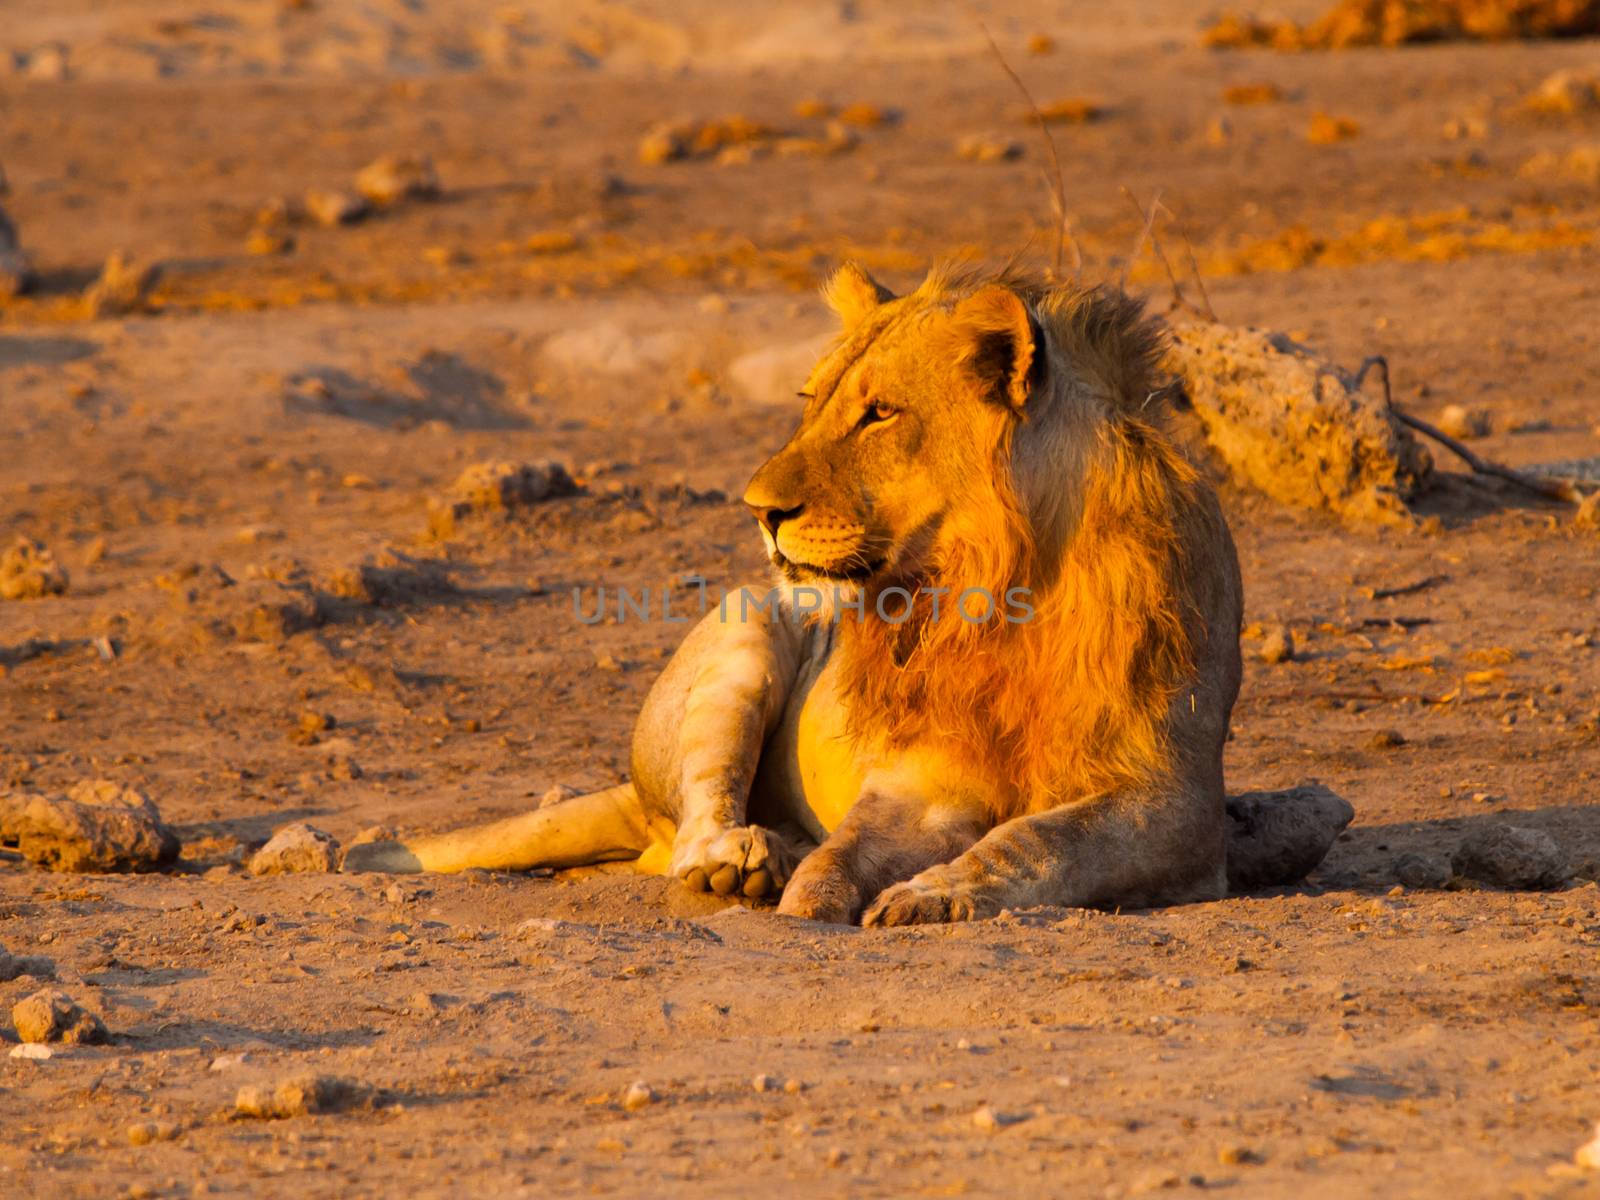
[1225,783,1354,892]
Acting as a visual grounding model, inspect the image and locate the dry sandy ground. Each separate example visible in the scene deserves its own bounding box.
[2,2,1599,1196]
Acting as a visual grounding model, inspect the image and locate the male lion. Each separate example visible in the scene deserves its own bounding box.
[346,264,1342,923]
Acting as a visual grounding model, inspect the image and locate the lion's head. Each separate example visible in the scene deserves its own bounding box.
[743,263,1166,599]
[743,263,1232,815]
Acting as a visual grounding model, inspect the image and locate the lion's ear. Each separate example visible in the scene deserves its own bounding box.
[952,285,1042,410]
[823,262,894,328]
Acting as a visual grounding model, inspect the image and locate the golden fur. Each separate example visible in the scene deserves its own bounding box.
[826,269,1208,818]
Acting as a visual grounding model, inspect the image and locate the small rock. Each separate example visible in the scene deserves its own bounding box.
[23,43,70,81]
[1216,1143,1254,1166]
[355,154,440,206]
[1435,404,1491,441]
[1257,625,1295,664]
[304,188,369,227]
[1307,112,1360,144]
[409,990,443,1015]
[1576,1122,1600,1170]
[752,1073,779,1093]
[1523,70,1600,116]
[1574,492,1600,533]
[1365,728,1406,750]
[10,1042,53,1060]
[0,780,179,873]
[956,132,1022,163]
[0,203,34,299]
[621,1081,656,1111]
[783,1078,803,1094]
[235,1074,372,1119]
[1132,1169,1183,1193]
[971,1104,1001,1132]
[540,784,581,809]
[127,1121,178,1146]
[84,250,157,318]
[248,823,340,875]
[328,756,363,782]
[245,229,293,256]
[1393,852,1452,890]
[638,123,688,165]
[1225,783,1355,891]
[1452,824,1567,890]
[0,536,68,599]
[12,988,108,1045]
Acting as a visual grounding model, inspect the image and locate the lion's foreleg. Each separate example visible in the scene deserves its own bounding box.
[861,786,1226,926]
[779,792,987,924]
[653,604,808,898]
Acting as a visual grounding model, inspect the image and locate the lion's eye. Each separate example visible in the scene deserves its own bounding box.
[860,400,897,427]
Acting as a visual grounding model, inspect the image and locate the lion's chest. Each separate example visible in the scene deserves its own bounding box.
[751,646,865,840]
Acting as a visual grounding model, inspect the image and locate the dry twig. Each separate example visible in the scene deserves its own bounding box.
[1353,356,1586,505]
[979,23,1081,280]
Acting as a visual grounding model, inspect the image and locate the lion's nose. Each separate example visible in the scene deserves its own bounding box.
[747,501,804,537]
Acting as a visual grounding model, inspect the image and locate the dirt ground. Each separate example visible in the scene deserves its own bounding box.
[2,2,1599,1196]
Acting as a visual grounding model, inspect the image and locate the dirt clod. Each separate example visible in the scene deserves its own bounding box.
[621,1080,656,1110]
[324,549,455,606]
[248,823,340,875]
[1225,784,1356,891]
[12,988,108,1044]
[1452,824,1567,889]
[0,780,179,873]
[540,784,582,809]
[430,460,577,537]
[1257,625,1295,664]
[0,537,69,599]
[0,203,34,299]
[1165,322,1432,525]
[1577,1123,1600,1170]
[1575,491,1600,532]
[234,1074,373,1119]
[956,132,1023,163]
[1435,403,1491,440]
[305,188,370,227]
[355,154,440,206]
[1523,69,1600,115]
[84,251,157,318]
[126,1121,179,1146]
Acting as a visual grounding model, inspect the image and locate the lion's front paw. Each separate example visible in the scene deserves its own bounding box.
[861,874,993,927]
[776,860,857,924]
[671,824,798,900]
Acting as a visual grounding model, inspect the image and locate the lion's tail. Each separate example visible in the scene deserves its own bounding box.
[342,782,669,875]
[1224,784,1355,892]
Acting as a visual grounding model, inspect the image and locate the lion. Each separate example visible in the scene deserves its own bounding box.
[344,263,1344,923]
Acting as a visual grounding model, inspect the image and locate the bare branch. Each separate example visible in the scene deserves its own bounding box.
[979,23,1080,280]
[1353,356,1586,505]
[1165,203,1218,322]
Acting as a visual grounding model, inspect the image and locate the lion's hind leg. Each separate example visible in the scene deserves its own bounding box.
[342,783,661,875]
